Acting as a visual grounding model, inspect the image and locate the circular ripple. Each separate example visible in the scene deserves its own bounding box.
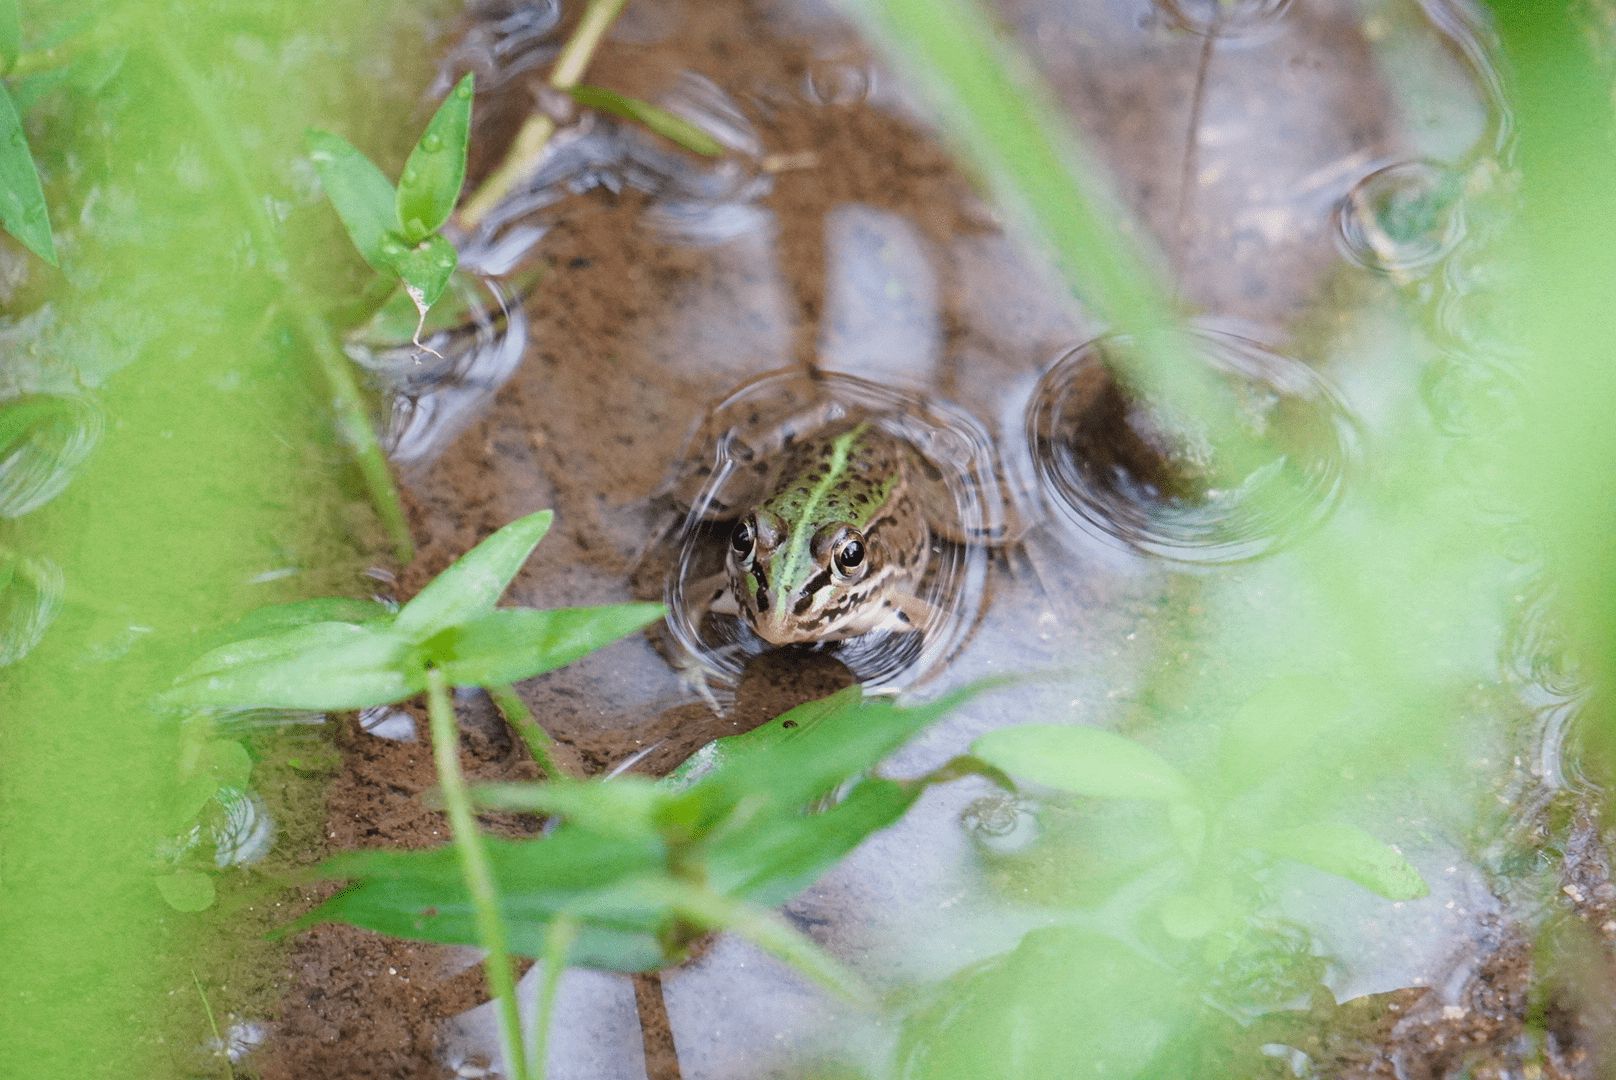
[660,368,1003,693]
[1027,329,1359,565]
[1156,0,1293,38]
[1336,160,1466,277]
[0,393,103,519]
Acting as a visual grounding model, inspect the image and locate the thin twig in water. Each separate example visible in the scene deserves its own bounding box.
[458,0,630,228]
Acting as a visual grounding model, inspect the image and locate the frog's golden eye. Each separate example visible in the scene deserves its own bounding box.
[731,517,756,565]
[832,535,866,577]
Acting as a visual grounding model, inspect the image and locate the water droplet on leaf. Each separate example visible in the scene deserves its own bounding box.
[422,134,442,153]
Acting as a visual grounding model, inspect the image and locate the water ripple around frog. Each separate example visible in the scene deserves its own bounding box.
[1026,326,1360,565]
[656,368,1004,695]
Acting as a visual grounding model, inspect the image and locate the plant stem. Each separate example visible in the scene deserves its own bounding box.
[191,971,238,1080]
[458,0,629,228]
[426,667,529,1080]
[655,879,871,1007]
[156,39,415,564]
[489,683,567,779]
[530,913,577,1080]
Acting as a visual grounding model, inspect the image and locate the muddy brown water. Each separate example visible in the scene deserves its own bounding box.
[247,1,1610,1078]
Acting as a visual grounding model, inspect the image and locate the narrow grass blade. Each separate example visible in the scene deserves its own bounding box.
[568,85,723,156]
[0,81,53,264]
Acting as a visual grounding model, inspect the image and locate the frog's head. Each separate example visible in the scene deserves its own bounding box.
[725,508,876,645]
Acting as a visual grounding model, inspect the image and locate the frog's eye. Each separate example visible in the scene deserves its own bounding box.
[731,517,756,563]
[832,536,866,577]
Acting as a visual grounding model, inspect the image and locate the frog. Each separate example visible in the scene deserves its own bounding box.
[691,419,961,646]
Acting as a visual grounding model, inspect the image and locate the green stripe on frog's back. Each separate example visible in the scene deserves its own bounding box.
[761,421,900,619]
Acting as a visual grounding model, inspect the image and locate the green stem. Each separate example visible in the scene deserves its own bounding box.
[654,880,871,1007]
[155,39,415,564]
[530,913,578,1080]
[191,972,237,1080]
[458,0,629,228]
[489,683,567,779]
[427,667,529,1080]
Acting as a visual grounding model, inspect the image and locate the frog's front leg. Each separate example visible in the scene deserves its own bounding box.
[688,570,741,622]
[839,589,937,637]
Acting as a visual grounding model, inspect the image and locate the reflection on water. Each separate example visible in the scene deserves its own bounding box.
[1335,159,1467,277]
[0,393,102,518]
[0,552,62,666]
[1155,0,1295,39]
[1027,326,1360,564]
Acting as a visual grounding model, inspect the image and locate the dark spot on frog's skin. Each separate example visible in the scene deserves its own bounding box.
[781,719,798,728]
[797,487,809,495]
[854,493,868,505]
[568,257,591,269]
[897,611,912,625]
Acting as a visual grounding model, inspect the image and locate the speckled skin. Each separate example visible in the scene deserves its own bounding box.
[721,421,933,645]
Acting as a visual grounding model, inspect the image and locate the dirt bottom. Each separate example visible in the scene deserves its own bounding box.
[237,1,1616,1078]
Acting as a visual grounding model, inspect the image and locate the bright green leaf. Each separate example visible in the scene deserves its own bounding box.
[0,0,19,72]
[568,84,724,157]
[155,871,216,913]
[661,685,862,789]
[470,777,668,841]
[898,928,1188,1080]
[304,129,399,272]
[308,828,674,971]
[392,510,552,638]
[161,621,417,712]
[707,777,921,907]
[1253,822,1429,901]
[971,724,1192,802]
[396,71,473,241]
[167,773,219,832]
[389,231,458,316]
[210,596,393,648]
[0,82,50,264]
[666,685,981,839]
[1217,675,1351,793]
[427,603,665,687]
[199,739,252,790]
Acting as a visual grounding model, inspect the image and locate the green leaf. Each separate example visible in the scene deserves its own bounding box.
[971,724,1193,802]
[210,596,393,648]
[305,129,399,272]
[161,621,417,712]
[665,686,980,839]
[392,511,553,638]
[396,71,473,241]
[389,231,458,316]
[1253,822,1429,901]
[198,739,253,790]
[568,85,724,157]
[155,871,216,913]
[898,928,1188,1080]
[471,777,668,841]
[1217,675,1351,793]
[0,82,51,264]
[308,828,674,971]
[0,0,20,72]
[707,777,922,907]
[661,685,861,790]
[427,603,665,687]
